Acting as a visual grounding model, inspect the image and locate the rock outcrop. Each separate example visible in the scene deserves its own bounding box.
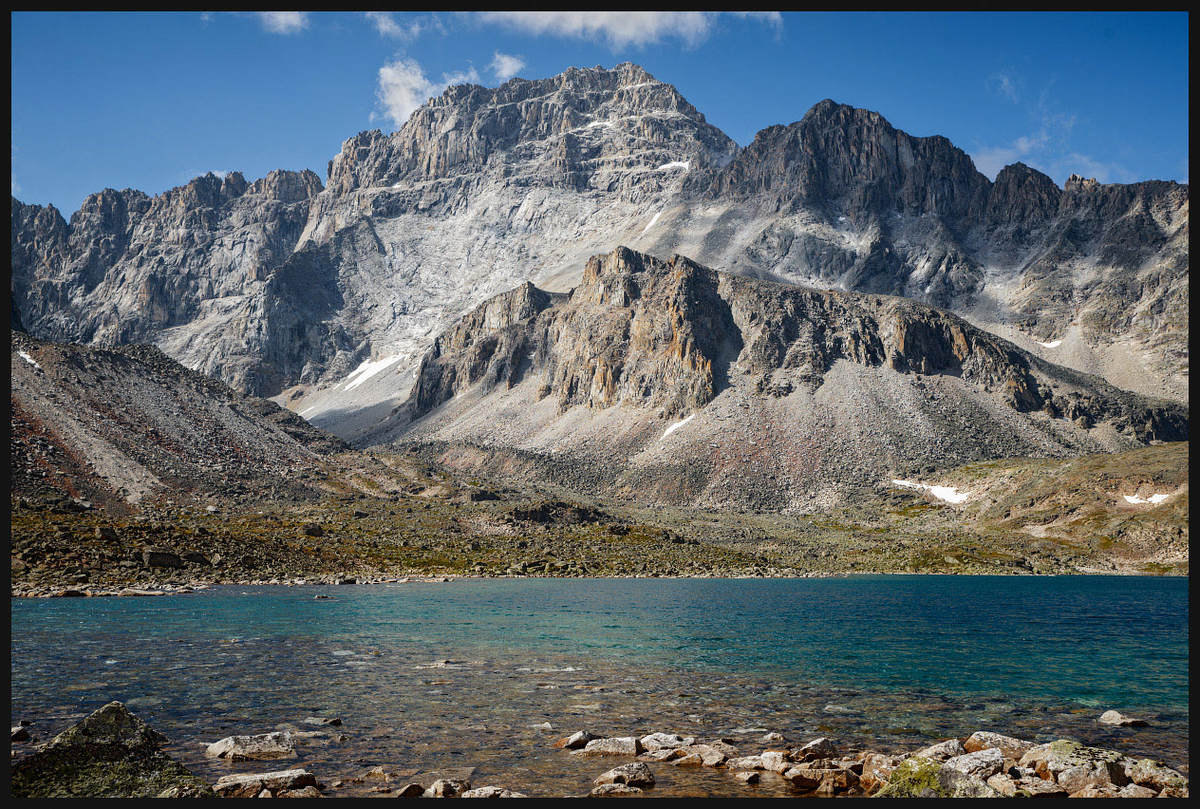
[385,248,1186,511]
[9,701,214,797]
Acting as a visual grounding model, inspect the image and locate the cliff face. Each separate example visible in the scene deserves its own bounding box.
[408,246,1184,437]
[11,169,326,392]
[10,63,1189,432]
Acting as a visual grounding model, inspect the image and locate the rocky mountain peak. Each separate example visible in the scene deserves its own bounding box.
[703,98,988,220]
[986,161,1062,224]
[324,63,735,195]
[246,169,324,203]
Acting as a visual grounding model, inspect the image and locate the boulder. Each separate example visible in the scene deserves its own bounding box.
[554,730,596,750]
[141,548,183,568]
[214,769,318,798]
[1017,777,1069,797]
[937,766,1002,798]
[876,757,945,798]
[726,755,765,770]
[639,732,692,751]
[594,762,655,788]
[760,750,791,773]
[10,701,214,797]
[682,743,732,767]
[962,731,1031,759]
[424,778,472,797]
[859,752,903,794]
[1018,740,1129,787]
[984,773,1020,796]
[913,738,966,762]
[206,731,297,761]
[1099,710,1148,727]
[576,737,643,757]
[734,771,760,784]
[793,736,838,762]
[1129,758,1188,792]
[942,747,1004,780]
[394,783,426,797]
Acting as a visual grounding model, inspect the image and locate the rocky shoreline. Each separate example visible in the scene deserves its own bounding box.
[11,702,1189,798]
[12,564,1190,600]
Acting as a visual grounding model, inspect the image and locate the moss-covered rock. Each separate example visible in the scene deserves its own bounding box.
[877,756,948,798]
[10,701,214,797]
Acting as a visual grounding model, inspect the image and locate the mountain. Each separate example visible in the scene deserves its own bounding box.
[379,247,1186,512]
[10,330,344,512]
[10,63,1189,444]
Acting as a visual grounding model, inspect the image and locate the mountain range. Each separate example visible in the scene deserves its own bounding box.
[10,62,1189,466]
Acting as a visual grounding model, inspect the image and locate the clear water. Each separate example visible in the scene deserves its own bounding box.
[10,576,1189,797]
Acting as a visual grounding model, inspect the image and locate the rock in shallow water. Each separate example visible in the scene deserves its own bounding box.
[206,730,297,760]
[214,768,318,798]
[9,701,214,797]
[594,762,655,788]
[1099,709,1149,727]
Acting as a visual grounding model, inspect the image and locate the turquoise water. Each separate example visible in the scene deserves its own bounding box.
[10,576,1189,796]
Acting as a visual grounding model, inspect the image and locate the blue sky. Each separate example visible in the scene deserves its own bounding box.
[11,12,1189,214]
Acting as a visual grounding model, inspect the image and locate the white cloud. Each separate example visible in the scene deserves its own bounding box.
[376,59,480,128]
[366,12,418,40]
[11,172,20,195]
[258,12,309,35]
[490,52,526,82]
[477,11,779,49]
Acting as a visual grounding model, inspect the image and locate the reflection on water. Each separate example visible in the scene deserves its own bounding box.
[10,576,1189,797]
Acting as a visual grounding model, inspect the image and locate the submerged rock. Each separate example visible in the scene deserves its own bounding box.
[9,701,214,797]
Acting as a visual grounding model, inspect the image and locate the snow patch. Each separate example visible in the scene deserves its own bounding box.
[641,211,663,234]
[343,354,404,391]
[1123,493,1170,505]
[586,120,613,129]
[1037,340,1063,348]
[661,413,695,439]
[656,160,690,172]
[17,350,41,370]
[891,479,971,504]
[298,406,316,417]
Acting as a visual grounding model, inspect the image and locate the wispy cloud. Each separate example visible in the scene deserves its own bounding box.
[257,12,309,35]
[477,11,780,49]
[364,12,443,41]
[988,71,1020,104]
[971,91,1135,185]
[375,59,480,128]
[489,52,526,82]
